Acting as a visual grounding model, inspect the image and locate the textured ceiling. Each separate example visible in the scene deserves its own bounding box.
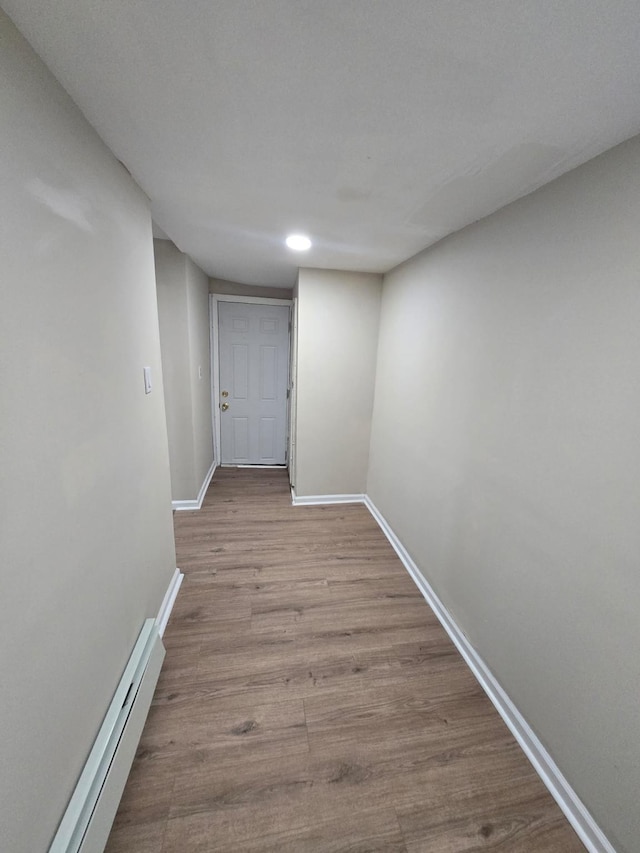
[5,0,640,286]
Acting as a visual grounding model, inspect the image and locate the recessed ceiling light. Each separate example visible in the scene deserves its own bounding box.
[285,234,312,251]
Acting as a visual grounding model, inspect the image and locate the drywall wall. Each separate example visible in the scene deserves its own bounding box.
[295,269,382,495]
[186,257,214,491]
[0,13,177,852]
[155,241,194,499]
[210,276,292,300]
[155,241,213,502]
[367,137,640,853]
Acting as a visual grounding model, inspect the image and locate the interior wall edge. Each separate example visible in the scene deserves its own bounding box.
[155,568,184,638]
[171,460,217,511]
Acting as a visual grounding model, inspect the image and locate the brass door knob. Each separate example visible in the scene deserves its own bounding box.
[221,402,230,411]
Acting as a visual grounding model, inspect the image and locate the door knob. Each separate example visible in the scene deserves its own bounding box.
[221,402,230,411]
[221,390,229,397]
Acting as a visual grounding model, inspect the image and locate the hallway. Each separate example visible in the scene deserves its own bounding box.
[106,468,583,852]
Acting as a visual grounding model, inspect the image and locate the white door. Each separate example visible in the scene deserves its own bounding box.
[218,301,290,464]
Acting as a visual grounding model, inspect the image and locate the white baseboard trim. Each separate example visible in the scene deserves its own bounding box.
[362,495,614,853]
[291,490,365,506]
[155,568,184,638]
[172,460,217,511]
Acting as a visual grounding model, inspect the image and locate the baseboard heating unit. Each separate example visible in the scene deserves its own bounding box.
[49,619,165,853]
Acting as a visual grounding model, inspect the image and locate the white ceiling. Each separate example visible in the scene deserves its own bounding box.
[5,1,640,287]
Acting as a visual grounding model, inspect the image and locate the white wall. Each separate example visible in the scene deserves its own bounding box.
[186,258,214,491]
[0,12,177,852]
[155,241,194,499]
[295,269,382,496]
[367,136,640,853]
[155,241,213,502]
[210,276,292,301]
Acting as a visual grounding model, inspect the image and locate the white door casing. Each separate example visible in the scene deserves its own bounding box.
[217,300,290,464]
[288,296,298,487]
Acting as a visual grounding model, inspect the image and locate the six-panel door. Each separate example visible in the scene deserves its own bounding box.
[218,301,290,464]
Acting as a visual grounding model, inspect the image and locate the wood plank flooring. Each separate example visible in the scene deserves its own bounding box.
[105,467,584,852]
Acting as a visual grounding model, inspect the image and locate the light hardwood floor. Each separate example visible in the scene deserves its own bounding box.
[105,467,585,852]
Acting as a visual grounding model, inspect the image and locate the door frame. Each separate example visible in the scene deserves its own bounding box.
[209,293,293,469]
[287,295,298,488]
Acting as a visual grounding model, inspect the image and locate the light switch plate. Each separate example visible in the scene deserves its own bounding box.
[143,366,152,394]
